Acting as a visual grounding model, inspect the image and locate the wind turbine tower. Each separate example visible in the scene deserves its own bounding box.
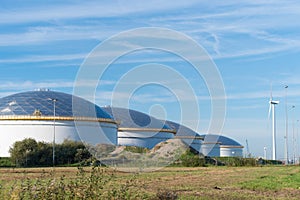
[269,98,279,160]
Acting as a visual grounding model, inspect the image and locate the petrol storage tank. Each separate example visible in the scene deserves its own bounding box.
[102,106,175,149]
[0,90,118,157]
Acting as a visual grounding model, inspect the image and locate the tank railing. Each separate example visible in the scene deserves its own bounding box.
[174,135,204,140]
[220,145,244,148]
[0,115,117,124]
[118,127,176,134]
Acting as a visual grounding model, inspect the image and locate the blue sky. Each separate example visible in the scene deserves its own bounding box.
[1,0,300,159]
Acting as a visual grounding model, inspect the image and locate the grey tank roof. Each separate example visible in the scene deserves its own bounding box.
[101,106,172,130]
[165,121,242,147]
[165,120,199,138]
[0,90,112,119]
[201,134,242,146]
[164,120,202,152]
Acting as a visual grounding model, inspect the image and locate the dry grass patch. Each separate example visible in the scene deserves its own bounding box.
[1,166,300,199]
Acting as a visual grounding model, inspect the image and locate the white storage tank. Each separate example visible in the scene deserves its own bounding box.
[201,142,221,157]
[102,107,176,149]
[218,136,244,157]
[0,90,118,157]
[200,134,243,157]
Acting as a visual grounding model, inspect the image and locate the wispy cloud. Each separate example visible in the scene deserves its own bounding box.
[0,80,74,91]
[0,53,85,64]
[1,1,299,61]
[153,1,300,59]
[0,1,200,24]
[0,79,116,95]
[0,25,120,46]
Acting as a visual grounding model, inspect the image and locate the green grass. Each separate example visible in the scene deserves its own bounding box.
[1,166,300,199]
[240,166,300,191]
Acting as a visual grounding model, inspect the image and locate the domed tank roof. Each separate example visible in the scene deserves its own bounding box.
[165,120,200,138]
[165,120,203,152]
[0,90,112,119]
[101,106,172,130]
[201,134,242,146]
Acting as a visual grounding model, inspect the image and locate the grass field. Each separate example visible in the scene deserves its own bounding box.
[0,166,300,199]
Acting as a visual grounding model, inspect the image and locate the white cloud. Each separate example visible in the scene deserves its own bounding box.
[0,25,110,46]
[0,79,117,99]
[0,53,85,64]
[151,2,300,59]
[0,1,200,24]
[1,0,300,61]
[0,80,74,92]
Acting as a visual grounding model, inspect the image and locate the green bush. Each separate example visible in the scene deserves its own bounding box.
[9,138,92,167]
[0,157,15,167]
[177,149,207,167]
[217,157,258,167]
[217,157,283,167]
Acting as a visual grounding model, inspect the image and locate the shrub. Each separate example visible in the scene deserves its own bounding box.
[0,157,15,167]
[177,149,207,167]
[9,138,92,167]
[217,157,258,167]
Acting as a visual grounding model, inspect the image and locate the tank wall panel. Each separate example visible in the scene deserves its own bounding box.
[0,120,117,157]
[201,143,220,157]
[118,131,174,149]
[220,147,243,157]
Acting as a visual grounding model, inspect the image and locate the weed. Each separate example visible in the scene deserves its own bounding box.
[0,167,149,199]
[155,189,178,200]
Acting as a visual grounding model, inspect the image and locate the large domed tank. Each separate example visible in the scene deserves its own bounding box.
[102,106,176,149]
[218,135,244,157]
[200,134,243,157]
[0,89,117,157]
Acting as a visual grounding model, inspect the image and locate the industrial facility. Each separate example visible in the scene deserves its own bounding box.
[0,90,243,158]
[166,121,243,157]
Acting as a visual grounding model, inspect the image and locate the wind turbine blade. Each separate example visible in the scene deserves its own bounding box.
[270,83,273,100]
[271,85,273,99]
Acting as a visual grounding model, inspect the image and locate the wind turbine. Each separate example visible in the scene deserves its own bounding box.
[269,89,279,160]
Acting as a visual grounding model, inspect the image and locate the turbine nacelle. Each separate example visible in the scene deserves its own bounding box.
[269,100,279,105]
[268,100,279,119]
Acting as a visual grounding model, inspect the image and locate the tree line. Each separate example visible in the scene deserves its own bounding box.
[9,138,92,167]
